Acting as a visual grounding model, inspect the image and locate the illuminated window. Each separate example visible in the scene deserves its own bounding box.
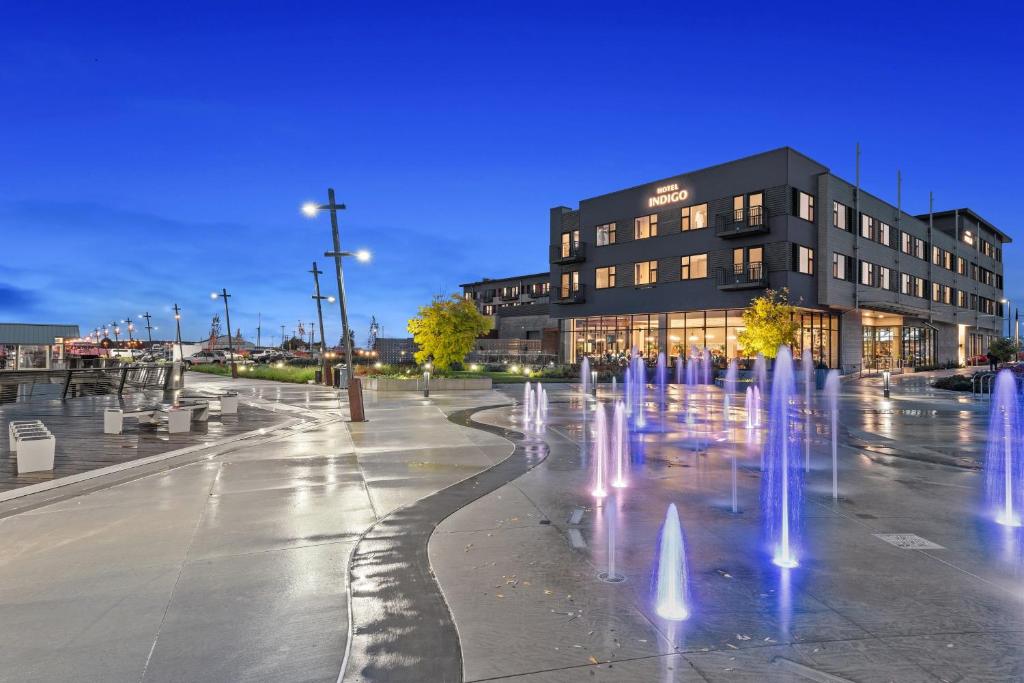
[832,252,850,280]
[833,201,849,231]
[957,256,966,275]
[794,245,814,275]
[860,261,875,287]
[634,260,658,285]
[878,266,892,291]
[901,231,912,255]
[596,222,616,246]
[879,222,891,247]
[962,229,975,247]
[901,273,911,295]
[595,266,616,289]
[560,271,579,298]
[796,191,815,222]
[680,253,707,280]
[680,204,708,231]
[860,215,874,240]
[634,214,658,239]
[913,238,926,260]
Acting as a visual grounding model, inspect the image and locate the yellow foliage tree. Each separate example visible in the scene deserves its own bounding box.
[407,294,493,370]
[736,288,800,359]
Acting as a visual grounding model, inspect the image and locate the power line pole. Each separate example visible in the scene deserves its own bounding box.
[323,188,354,386]
[311,262,332,385]
[142,311,154,346]
[173,304,184,362]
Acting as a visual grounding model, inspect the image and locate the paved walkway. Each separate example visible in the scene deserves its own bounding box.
[429,381,1021,682]
[0,375,511,682]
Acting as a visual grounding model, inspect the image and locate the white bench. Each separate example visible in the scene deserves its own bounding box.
[104,406,160,435]
[7,421,55,473]
[181,391,238,415]
[159,401,210,434]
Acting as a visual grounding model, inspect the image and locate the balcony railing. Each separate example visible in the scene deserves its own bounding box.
[551,241,586,264]
[715,206,769,238]
[499,290,521,301]
[717,262,768,290]
[527,287,549,299]
[556,283,586,304]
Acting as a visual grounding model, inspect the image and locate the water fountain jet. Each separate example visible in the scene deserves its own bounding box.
[654,503,691,620]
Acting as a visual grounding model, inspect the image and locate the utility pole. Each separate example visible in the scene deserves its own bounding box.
[280,324,286,350]
[213,289,237,378]
[124,316,134,343]
[256,312,262,350]
[173,304,185,362]
[142,311,154,346]
[323,188,354,386]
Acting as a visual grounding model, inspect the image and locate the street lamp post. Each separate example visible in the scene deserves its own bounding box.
[112,322,121,344]
[280,324,286,350]
[211,289,237,378]
[123,317,135,343]
[303,189,371,387]
[141,311,154,346]
[1002,298,1011,339]
[173,304,185,362]
[310,261,336,386]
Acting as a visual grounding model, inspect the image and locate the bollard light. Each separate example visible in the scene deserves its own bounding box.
[591,369,598,396]
[423,370,431,398]
[882,370,891,399]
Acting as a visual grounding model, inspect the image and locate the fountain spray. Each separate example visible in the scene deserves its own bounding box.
[654,503,691,620]
[760,347,802,569]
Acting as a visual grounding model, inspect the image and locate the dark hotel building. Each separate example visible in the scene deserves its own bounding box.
[548,147,1010,371]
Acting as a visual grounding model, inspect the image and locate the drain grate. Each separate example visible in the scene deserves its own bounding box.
[873,533,944,550]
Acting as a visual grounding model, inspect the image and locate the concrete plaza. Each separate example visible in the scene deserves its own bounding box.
[0,371,1020,682]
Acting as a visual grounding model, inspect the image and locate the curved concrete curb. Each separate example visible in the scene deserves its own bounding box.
[340,404,548,683]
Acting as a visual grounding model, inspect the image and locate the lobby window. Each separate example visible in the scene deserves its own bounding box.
[860,261,875,287]
[878,265,892,291]
[596,222,617,246]
[681,253,707,280]
[901,231,912,255]
[635,214,658,239]
[879,222,892,247]
[860,215,875,240]
[595,266,616,289]
[833,201,849,231]
[796,191,815,222]
[634,260,658,285]
[794,245,814,275]
[680,203,708,231]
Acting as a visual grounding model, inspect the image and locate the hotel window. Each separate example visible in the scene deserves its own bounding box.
[878,266,892,291]
[943,286,953,305]
[932,246,942,266]
[794,245,814,275]
[860,215,875,240]
[901,232,912,255]
[957,256,966,275]
[943,251,953,270]
[635,214,658,239]
[595,266,616,289]
[958,290,968,308]
[560,230,579,258]
[748,193,764,225]
[681,253,708,280]
[913,237,926,260]
[914,277,926,298]
[860,261,875,287]
[932,282,941,302]
[596,222,617,246]
[879,222,891,247]
[482,305,495,315]
[832,252,851,281]
[680,203,708,231]
[560,271,579,298]
[634,260,658,285]
[500,285,520,299]
[796,191,815,222]
[982,239,994,258]
[833,201,850,231]
[900,273,912,295]
[962,229,975,247]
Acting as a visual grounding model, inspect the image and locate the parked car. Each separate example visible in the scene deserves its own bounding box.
[185,351,224,366]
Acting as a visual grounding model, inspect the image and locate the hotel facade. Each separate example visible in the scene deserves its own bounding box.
[547,147,1009,371]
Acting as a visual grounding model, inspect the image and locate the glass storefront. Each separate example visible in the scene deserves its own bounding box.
[566,308,839,367]
[862,321,936,369]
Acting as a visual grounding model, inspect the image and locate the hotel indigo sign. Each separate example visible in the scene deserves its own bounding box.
[647,183,689,208]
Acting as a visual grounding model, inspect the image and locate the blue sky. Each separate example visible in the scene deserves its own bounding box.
[1,1,1021,343]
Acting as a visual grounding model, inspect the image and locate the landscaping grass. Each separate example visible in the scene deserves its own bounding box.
[189,363,317,384]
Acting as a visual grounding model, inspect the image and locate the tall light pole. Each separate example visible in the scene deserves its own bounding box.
[141,311,154,346]
[211,289,237,378]
[303,189,371,387]
[123,317,135,342]
[173,304,185,362]
[112,322,121,343]
[256,312,262,350]
[1002,298,1011,338]
[280,324,286,350]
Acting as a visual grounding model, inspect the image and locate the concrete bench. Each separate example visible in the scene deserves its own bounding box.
[157,401,210,434]
[177,400,211,422]
[104,406,161,435]
[181,391,239,415]
[7,421,55,473]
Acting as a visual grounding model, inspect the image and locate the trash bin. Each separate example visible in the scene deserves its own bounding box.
[314,369,323,384]
[333,364,349,388]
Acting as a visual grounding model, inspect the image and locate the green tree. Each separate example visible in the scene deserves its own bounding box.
[407,294,493,370]
[988,337,1020,363]
[736,288,800,359]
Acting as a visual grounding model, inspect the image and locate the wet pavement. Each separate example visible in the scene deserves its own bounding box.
[429,378,1022,682]
[1,371,1018,682]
